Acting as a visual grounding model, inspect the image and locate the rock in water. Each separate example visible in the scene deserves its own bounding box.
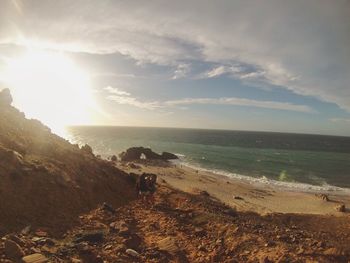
[161,151,179,160]
[22,253,48,263]
[120,147,178,161]
[4,239,24,261]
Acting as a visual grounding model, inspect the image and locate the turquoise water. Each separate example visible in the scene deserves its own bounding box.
[66,126,350,191]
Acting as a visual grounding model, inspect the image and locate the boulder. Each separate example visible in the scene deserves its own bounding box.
[126,248,140,257]
[4,239,24,261]
[7,234,25,246]
[22,253,48,263]
[335,204,346,212]
[110,220,130,236]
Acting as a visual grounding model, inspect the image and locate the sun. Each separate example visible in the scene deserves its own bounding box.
[1,49,95,135]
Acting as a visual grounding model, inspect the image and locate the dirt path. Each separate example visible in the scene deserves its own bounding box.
[2,183,350,262]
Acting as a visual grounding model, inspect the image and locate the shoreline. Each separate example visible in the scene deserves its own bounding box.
[119,160,350,215]
[175,160,350,195]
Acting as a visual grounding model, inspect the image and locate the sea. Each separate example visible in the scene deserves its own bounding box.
[66,126,350,193]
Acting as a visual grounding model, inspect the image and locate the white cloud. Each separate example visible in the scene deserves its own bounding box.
[202,64,298,91]
[103,86,130,96]
[104,85,159,110]
[106,95,160,110]
[1,0,349,110]
[172,63,190,79]
[205,66,230,78]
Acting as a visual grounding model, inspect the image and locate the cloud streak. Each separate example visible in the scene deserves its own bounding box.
[165,97,315,113]
[106,95,161,110]
[330,118,350,123]
[104,87,314,113]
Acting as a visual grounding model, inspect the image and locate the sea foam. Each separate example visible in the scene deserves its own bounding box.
[173,158,350,195]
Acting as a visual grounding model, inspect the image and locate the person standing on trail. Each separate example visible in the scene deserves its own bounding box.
[136,173,157,205]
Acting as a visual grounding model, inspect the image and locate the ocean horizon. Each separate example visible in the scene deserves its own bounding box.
[66,126,350,192]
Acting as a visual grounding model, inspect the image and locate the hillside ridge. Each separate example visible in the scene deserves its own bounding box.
[0,88,137,236]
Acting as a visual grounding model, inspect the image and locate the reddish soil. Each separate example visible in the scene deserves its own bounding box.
[1,183,350,262]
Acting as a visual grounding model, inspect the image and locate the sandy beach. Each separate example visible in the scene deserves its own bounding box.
[120,161,350,216]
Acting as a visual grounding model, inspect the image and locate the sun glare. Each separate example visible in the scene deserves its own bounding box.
[2,50,95,135]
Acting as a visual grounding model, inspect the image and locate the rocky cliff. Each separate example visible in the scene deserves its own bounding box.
[0,88,137,236]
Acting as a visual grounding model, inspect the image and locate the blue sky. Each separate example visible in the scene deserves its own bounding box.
[0,0,350,136]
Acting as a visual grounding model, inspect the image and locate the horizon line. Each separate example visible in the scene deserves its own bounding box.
[66,124,350,138]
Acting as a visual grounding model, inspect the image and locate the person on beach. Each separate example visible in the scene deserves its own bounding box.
[136,173,157,205]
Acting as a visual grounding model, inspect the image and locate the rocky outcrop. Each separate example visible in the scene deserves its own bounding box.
[0,88,137,236]
[119,147,178,162]
[111,155,117,162]
[81,144,94,155]
[0,88,13,106]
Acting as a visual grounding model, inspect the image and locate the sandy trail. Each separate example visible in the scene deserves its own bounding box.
[120,161,350,215]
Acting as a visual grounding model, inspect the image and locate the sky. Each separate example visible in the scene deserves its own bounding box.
[0,0,350,136]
